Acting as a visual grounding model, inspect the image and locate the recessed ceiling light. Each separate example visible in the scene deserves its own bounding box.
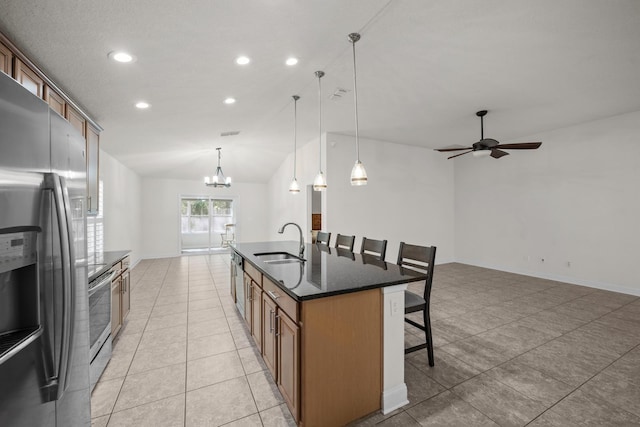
[236,56,250,65]
[108,51,135,63]
[135,101,150,109]
[285,57,298,66]
[224,98,236,105]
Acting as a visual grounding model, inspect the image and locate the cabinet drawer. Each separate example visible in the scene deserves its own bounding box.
[110,261,122,275]
[245,262,262,287]
[121,256,131,270]
[263,277,298,323]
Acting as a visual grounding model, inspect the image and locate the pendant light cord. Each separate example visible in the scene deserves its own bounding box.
[316,71,323,173]
[293,95,298,179]
[351,37,360,162]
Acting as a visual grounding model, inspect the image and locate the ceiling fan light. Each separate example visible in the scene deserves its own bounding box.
[289,178,300,193]
[350,160,367,186]
[473,150,491,158]
[313,171,327,192]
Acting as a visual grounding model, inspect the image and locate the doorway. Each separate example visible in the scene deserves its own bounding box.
[180,196,235,254]
[307,185,322,243]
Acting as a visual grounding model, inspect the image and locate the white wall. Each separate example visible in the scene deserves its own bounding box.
[325,133,455,263]
[455,110,640,295]
[266,133,456,263]
[100,150,143,264]
[141,178,269,258]
[266,134,326,242]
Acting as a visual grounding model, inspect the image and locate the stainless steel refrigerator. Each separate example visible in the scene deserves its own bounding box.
[0,71,91,426]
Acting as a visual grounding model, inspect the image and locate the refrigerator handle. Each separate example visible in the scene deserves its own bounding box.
[44,173,75,400]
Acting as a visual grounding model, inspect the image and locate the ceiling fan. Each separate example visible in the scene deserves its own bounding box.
[435,110,542,159]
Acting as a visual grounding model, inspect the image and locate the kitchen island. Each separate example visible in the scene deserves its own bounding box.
[231,241,427,427]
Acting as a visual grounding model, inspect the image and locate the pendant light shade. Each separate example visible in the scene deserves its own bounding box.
[313,70,327,192]
[289,95,301,194]
[204,147,231,187]
[348,32,367,186]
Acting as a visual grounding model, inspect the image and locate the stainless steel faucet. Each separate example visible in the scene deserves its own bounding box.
[278,222,305,258]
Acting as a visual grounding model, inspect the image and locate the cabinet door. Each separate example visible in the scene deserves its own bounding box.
[65,104,87,138]
[86,125,99,215]
[251,283,262,349]
[262,294,278,378]
[44,85,65,117]
[121,270,130,321]
[0,42,12,76]
[111,276,123,337]
[14,58,43,97]
[278,311,300,421]
[243,274,252,328]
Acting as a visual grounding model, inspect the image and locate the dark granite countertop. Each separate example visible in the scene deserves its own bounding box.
[231,241,426,301]
[88,250,131,282]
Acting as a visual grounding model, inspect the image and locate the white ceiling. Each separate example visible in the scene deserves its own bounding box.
[1,0,639,183]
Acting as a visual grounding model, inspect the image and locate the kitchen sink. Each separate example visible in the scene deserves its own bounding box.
[254,252,305,264]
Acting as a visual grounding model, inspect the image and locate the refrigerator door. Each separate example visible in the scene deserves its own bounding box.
[0,171,55,426]
[0,73,56,427]
[50,113,90,426]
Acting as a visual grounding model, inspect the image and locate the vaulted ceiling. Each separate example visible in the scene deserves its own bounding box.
[1,0,639,182]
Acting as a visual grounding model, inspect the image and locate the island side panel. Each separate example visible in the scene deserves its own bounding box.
[300,289,382,427]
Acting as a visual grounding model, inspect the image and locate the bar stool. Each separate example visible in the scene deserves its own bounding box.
[397,242,437,367]
[334,234,355,251]
[360,237,387,261]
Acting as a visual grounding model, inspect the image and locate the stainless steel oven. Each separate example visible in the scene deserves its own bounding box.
[88,269,116,391]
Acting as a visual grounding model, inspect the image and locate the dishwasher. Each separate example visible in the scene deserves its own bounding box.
[231,252,244,316]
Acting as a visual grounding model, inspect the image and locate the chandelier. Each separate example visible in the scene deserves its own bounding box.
[204,147,231,187]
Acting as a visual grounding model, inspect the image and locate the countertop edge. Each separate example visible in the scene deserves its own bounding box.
[88,250,131,282]
[232,245,426,302]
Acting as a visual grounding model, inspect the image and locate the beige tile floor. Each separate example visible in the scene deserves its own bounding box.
[91,256,640,427]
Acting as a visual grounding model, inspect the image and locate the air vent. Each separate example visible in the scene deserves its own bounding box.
[220,131,240,137]
[329,87,349,101]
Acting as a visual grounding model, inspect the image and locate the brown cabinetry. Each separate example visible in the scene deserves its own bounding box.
[1,31,102,216]
[121,269,130,320]
[110,255,132,340]
[14,58,44,97]
[86,124,100,215]
[44,85,66,116]
[251,284,262,348]
[111,273,123,337]
[243,267,264,349]
[231,255,383,426]
[65,104,86,138]
[261,293,278,377]
[0,42,12,76]
[277,311,300,418]
[262,277,301,422]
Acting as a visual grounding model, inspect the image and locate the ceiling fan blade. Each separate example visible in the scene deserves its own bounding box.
[495,142,542,150]
[447,150,473,159]
[490,149,509,159]
[435,147,473,152]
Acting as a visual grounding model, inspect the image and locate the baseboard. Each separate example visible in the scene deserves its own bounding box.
[381,383,409,414]
[140,252,181,260]
[454,258,640,297]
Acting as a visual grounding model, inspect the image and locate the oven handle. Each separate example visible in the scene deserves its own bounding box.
[89,271,117,296]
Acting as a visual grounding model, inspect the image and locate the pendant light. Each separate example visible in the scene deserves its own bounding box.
[204,147,232,187]
[313,70,327,191]
[289,95,301,194]
[348,33,367,186]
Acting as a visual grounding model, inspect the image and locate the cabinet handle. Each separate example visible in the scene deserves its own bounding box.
[274,314,280,337]
[267,290,279,300]
[269,309,274,333]
[248,283,253,301]
[87,196,92,211]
